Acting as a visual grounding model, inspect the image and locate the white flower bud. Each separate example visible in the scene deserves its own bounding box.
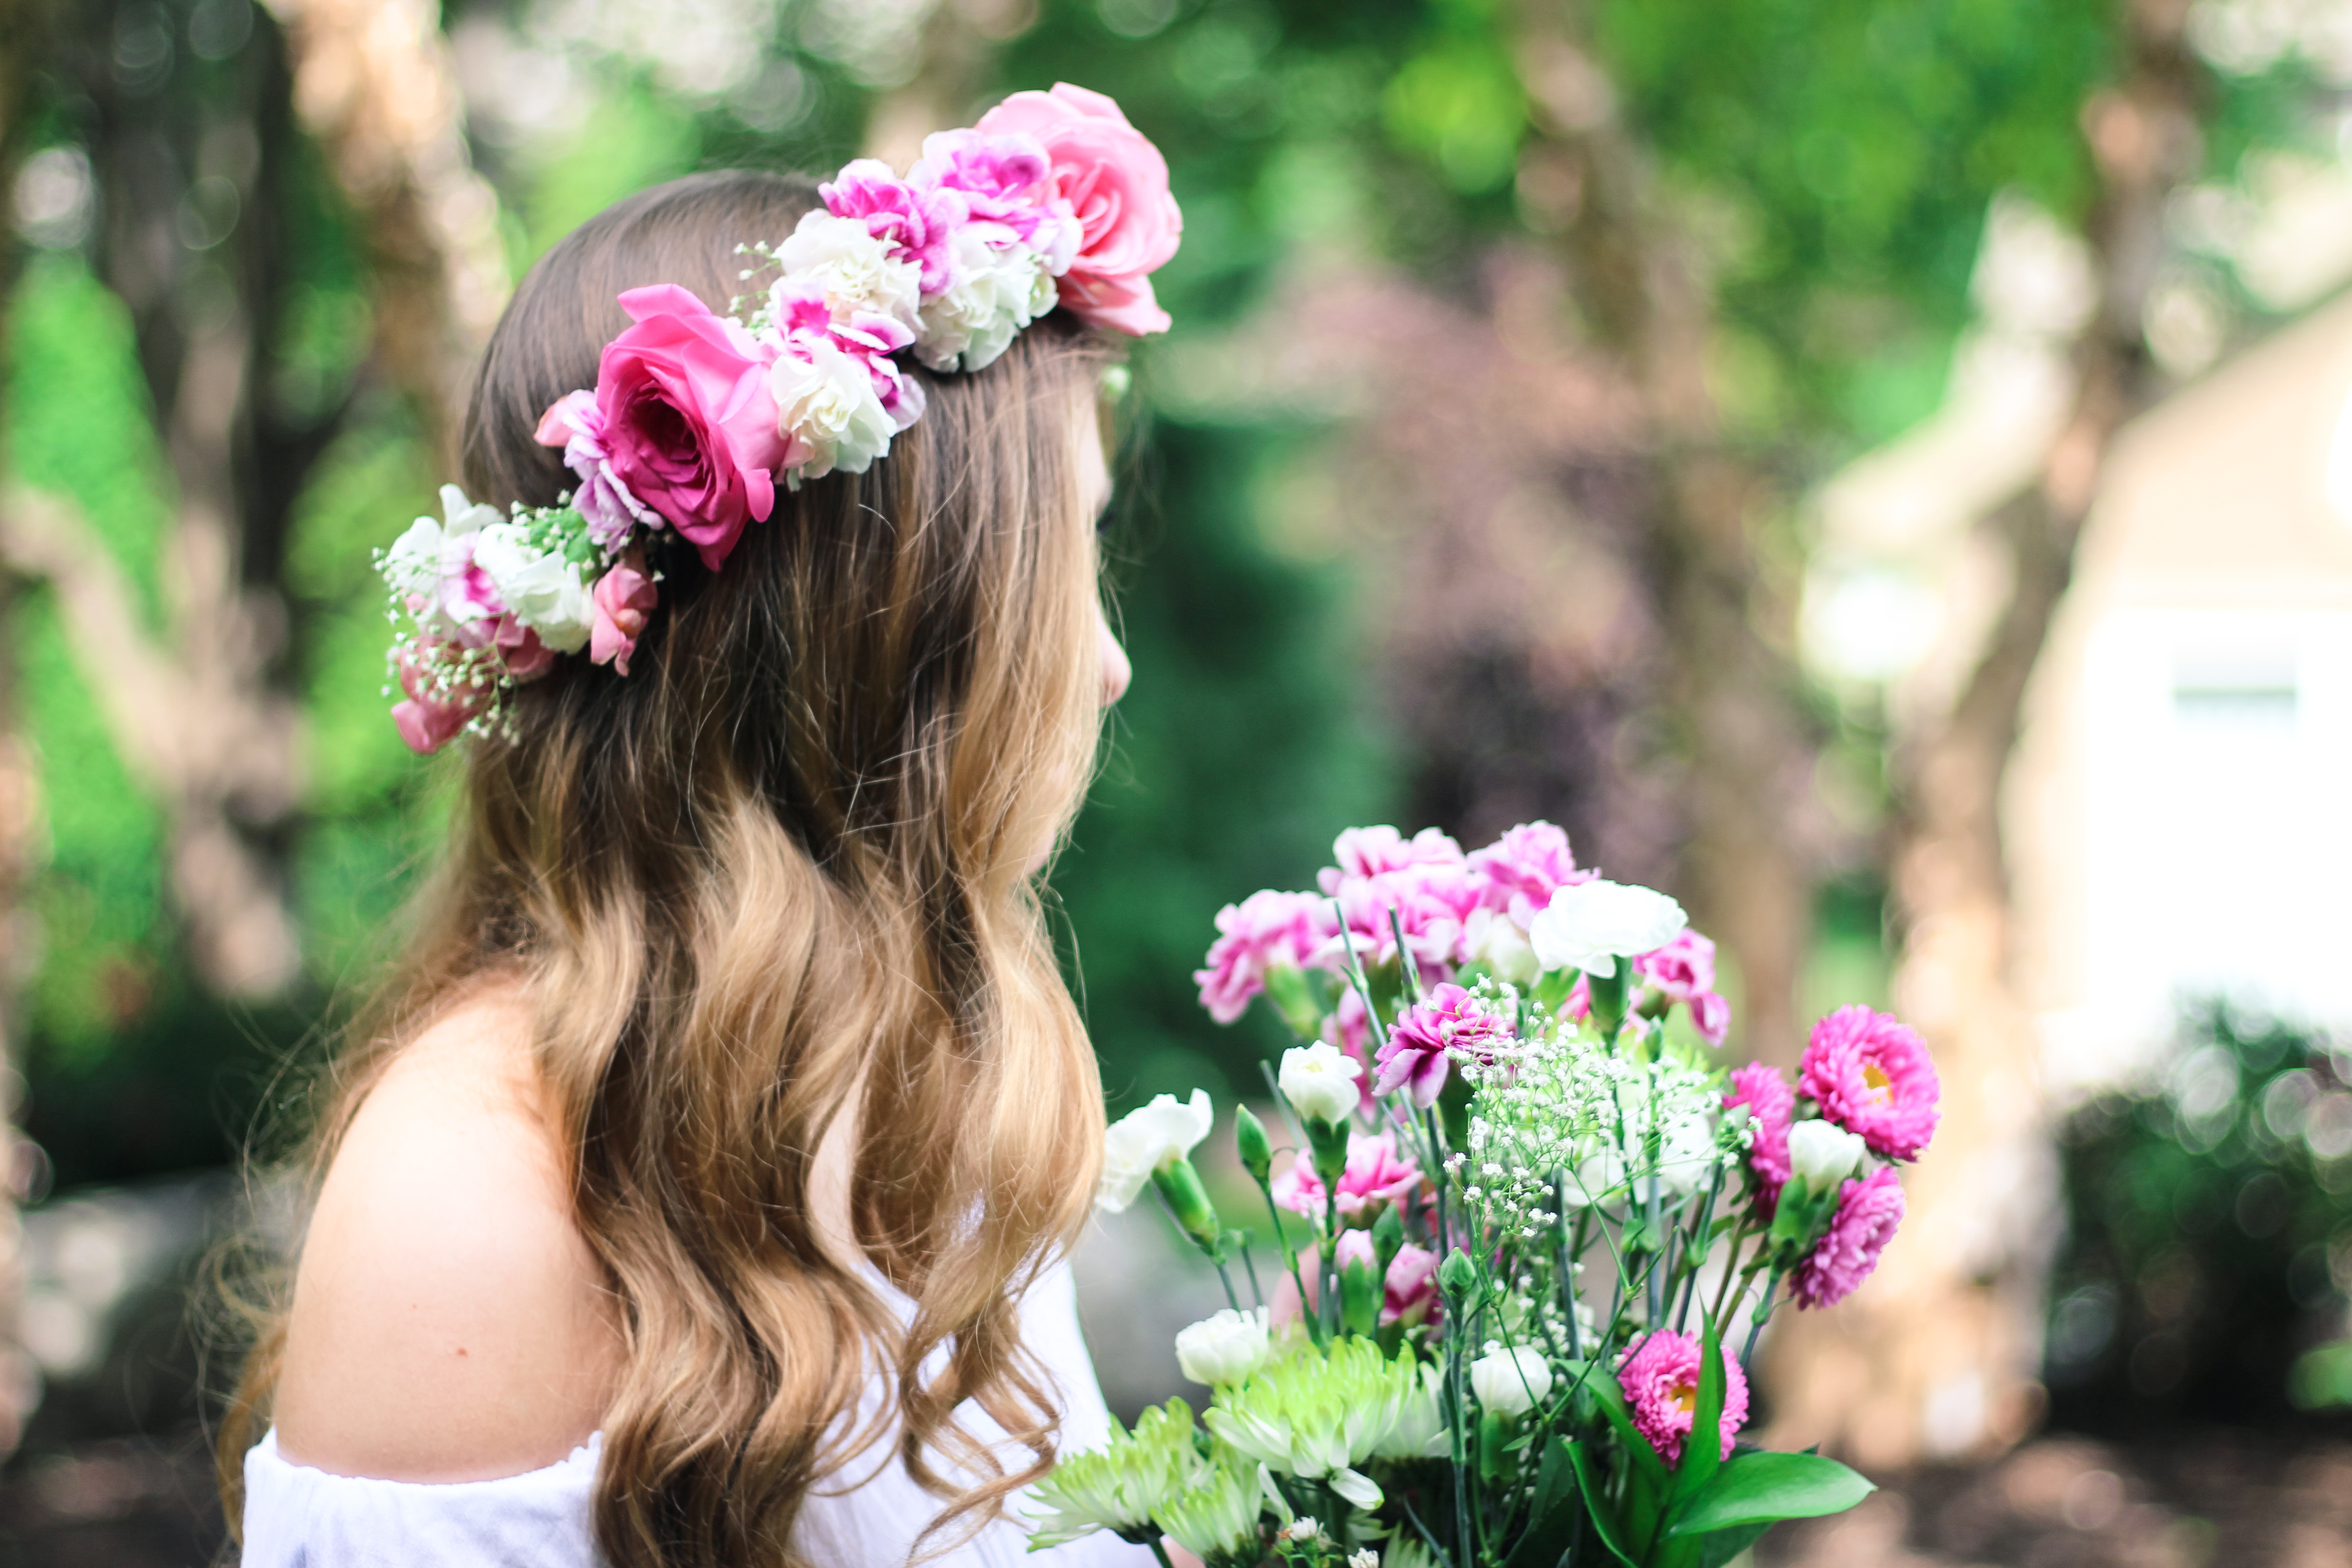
[1527,879,1687,978]
[1279,1042,1363,1126]
[1173,1306,1271,1387]
[1787,1118,1868,1192]
[1469,1346,1553,1417]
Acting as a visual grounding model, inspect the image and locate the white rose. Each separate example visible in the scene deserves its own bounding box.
[469,524,595,653]
[915,227,1057,373]
[1463,906,1539,987]
[1098,1089,1214,1212]
[1787,1119,1868,1193]
[1174,1306,1270,1386]
[770,335,898,479]
[1279,1042,1363,1126]
[1470,1346,1553,1417]
[774,211,921,329]
[1527,878,1688,978]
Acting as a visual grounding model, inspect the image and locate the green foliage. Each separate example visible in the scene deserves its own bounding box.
[2049,1004,2352,1429]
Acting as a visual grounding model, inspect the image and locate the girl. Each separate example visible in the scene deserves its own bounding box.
[224,85,1179,1568]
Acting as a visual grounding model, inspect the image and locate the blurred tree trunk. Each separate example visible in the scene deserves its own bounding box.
[1762,0,2201,1467]
[1510,6,1815,1068]
[862,0,1037,168]
[260,0,510,470]
[0,0,58,1454]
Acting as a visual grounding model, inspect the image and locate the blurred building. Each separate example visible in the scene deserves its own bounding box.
[2011,289,2352,1093]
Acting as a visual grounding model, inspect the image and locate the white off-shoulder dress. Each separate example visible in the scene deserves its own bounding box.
[241,1261,1152,1568]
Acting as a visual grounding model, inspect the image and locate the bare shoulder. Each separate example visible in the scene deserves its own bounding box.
[273,983,622,1482]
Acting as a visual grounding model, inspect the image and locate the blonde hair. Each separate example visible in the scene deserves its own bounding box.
[219,171,1118,1567]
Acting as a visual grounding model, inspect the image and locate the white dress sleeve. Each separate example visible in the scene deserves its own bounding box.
[241,1260,1156,1568]
[240,1431,602,1568]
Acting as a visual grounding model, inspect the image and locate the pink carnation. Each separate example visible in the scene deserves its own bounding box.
[1724,1063,1794,1217]
[1800,1005,1941,1161]
[1466,821,1592,929]
[1194,890,1328,1025]
[1376,983,1512,1109]
[596,285,786,573]
[1634,930,1731,1048]
[911,128,1080,271]
[1791,1166,1905,1310]
[822,160,965,295]
[1383,1243,1440,1328]
[1617,1329,1748,1467]
[973,84,1182,336]
[533,389,654,551]
[1320,826,1464,892]
[1321,861,1484,981]
[589,558,658,676]
[1271,1130,1423,1221]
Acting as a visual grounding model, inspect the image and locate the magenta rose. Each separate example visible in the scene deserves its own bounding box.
[973,83,1182,336]
[595,285,787,572]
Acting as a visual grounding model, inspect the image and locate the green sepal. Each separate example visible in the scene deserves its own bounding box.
[1371,1205,1405,1270]
[1664,1450,1877,1536]
[1151,1157,1222,1255]
[1477,1409,1511,1483]
[1341,1250,1382,1337]
[1263,960,1331,1041]
[1305,1115,1352,1185]
[1235,1104,1273,1187]
[1586,965,1628,1035]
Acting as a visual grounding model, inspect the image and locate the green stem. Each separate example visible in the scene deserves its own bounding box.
[1675,1165,1723,1333]
[1148,1537,1176,1568]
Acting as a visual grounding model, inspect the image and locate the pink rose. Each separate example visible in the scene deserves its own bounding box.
[973,84,1182,336]
[596,285,787,572]
[534,389,653,552]
[390,641,490,755]
[590,558,659,676]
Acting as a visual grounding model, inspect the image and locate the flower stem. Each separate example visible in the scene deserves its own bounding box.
[1675,1165,1723,1334]
[1148,1537,1176,1568]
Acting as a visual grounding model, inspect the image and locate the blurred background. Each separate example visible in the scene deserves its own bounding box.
[2,0,2352,1562]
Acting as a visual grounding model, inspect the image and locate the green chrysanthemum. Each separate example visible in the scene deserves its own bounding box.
[1028,1398,1207,1548]
[1204,1337,1436,1508]
[1156,1447,1269,1568]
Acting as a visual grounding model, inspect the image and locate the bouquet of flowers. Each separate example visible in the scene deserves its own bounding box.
[1030,823,1938,1568]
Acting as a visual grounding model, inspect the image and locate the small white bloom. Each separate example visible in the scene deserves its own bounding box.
[1174,1306,1270,1387]
[1787,1118,1868,1192]
[1469,1346,1553,1417]
[1464,906,1540,986]
[470,524,595,653]
[382,514,445,602]
[1527,878,1688,978]
[1279,1042,1363,1126]
[774,210,921,329]
[1098,1089,1214,1212]
[770,334,899,480]
[1279,1517,1324,1544]
[1349,1551,1381,1568]
[915,226,1057,373]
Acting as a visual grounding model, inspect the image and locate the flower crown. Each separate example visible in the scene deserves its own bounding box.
[377,84,1181,755]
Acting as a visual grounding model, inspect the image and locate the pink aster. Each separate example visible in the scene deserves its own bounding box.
[1799,1005,1941,1161]
[1194,889,1328,1025]
[1634,930,1732,1048]
[1617,1329,1749,1467]
[1270,1130,1423,1220]
[1466,820,1593,929]
[1724,1062,1794,1217]
[1376,983,1513,1109]
[1791,1166,1905,1310]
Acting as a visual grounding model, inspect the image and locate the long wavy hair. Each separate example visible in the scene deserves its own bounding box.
[218,169,1118,1567]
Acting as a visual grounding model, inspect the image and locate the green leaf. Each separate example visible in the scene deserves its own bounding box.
[1500,1436,1580,1568]
[1567,1361,1670,1492]
[1695,1520,1775,1568]
[1666,1451,1877,1536]
[1671,1310,1728,1506]
[1566,1439,1641,1568]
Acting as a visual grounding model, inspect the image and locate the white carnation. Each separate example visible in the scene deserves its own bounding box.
[469,523,595,653]
[1463,906,1539,986]
[1174,1306,1270,1386]
[1469,1346,1553,1417]
[1279,1042,1363,1126]
[1098,1089,1214,1212]
[769,334,898,480]
[1528,878,1688,978]
[774,211,921,330]
[914,226,1058,374]
[1787,1118,1868,1193]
